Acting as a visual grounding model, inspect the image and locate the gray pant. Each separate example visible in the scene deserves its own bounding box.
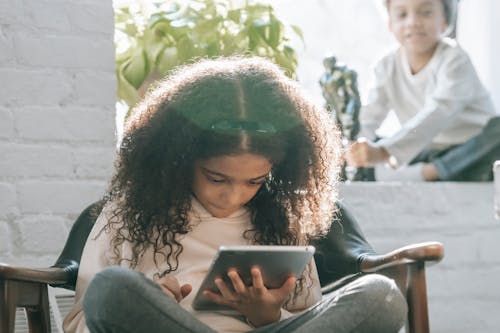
[83,266,407,333]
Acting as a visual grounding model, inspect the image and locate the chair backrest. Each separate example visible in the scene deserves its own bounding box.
[51,200,105,290]
[311,202,376,286]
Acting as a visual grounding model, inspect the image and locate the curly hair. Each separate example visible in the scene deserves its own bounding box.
[104,56,341,275]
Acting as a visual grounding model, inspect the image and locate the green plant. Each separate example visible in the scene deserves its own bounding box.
[115,0,304,107]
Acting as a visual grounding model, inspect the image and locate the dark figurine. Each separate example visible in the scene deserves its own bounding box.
[319,56,369,181]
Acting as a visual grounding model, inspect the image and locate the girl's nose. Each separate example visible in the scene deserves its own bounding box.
[224,185,247,207]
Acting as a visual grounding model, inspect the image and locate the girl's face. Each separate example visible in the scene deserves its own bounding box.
[388,0,448,60]
[192,153,273,218]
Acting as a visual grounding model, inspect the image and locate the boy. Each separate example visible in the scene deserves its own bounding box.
[346,0,500,181]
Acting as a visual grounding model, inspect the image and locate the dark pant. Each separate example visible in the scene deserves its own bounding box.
[411,116,500,181]
[83,266,407,333]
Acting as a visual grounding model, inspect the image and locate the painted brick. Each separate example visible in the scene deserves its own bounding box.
[68,3,114,34]
[64,0,110,3]
[24,0,71,31]
[4,254,56,267]
[0,28,14,64]
[74,71,116,106]
[341,182,500,333]
[476,226,500,262]
[0,107,15,138]
[428,298,499,333]
[15,107,116,143]
[72,146,115,179]
[0,221,11,254]
[17,215,68,253]
[13,34,114,70]
[429,265,500,300]
[14,107,75,140]
[61,107,116,143]
[0,0,24,25]
[0,144,74,178]
[0,182,17,218]
[340,183,495,229]
[0,69,72,106]
[62,107,116,144]
[18,180,107,214]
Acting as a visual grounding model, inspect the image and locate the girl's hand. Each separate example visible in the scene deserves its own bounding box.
[203,267,296,327]
[345,138,389,167]
[157,276,192,302]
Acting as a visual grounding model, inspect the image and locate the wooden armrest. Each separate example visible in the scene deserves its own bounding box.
[0,262,71,285]
[360,241,444,273]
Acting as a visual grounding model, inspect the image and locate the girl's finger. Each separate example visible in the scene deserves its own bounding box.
[279,275,297,296]
[203,290,237,308]
[214,277,235,299]
[227,269,247,294]
[251,267,265,294]
[159,284,177,301]
[158,277,182,301]
[180,284,193,298]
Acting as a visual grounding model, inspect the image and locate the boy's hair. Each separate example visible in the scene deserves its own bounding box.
[104,56,341,275]
[384,0,458,31]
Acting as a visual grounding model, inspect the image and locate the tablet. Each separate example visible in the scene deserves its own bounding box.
[192,245,315,311]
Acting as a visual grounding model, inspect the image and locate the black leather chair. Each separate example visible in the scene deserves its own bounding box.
[0,201,443,333]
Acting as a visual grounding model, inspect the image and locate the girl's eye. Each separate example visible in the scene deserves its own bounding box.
[208,177,226,183]
[249,180,265,186]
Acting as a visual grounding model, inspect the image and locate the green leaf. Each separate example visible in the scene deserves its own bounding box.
[114,0,302,107]
[117,63,141,107]
[290,24,305,46]
[122,23,139,37]
[227,9,241,22]
[122,48,150,89]
[157,46,180,75]
[267,17,282,48]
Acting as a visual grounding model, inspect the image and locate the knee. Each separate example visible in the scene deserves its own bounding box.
[357,274,408,330]
[83,266,143,323]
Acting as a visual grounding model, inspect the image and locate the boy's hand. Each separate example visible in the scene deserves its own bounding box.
[203,267,296,327]
[345,138,389,167]
[157,276,192,302]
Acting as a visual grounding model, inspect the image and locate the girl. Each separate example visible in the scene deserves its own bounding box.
[63,57,406,333]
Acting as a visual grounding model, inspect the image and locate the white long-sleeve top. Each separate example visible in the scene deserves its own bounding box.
[63,198,322,333]
[360,38,498,166]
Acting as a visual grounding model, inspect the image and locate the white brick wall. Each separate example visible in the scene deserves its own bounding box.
[0,0,116,266]
[341,183,500,333]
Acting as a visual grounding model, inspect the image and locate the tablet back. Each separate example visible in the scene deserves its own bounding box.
[192,245,315,311]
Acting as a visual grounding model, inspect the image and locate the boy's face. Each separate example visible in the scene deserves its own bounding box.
[388,0,448,58]
[192,153,272,218]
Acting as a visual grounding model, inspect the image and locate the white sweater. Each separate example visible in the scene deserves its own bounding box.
[63,198,322,333]
[360,38,498,165]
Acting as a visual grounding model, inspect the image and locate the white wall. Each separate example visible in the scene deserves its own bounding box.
[0,0,116,266]
[458,0,500,111]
